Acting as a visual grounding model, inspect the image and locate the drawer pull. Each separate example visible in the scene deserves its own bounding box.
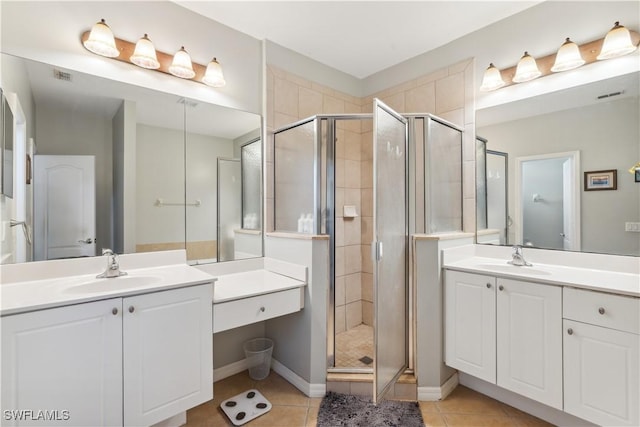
[260,306,265,312]
[486,283,492,289]
[128,306,135,313]
[598,307,605,315]
[112,308,118,315]
[567,328,574,335]
[498,285,504,291]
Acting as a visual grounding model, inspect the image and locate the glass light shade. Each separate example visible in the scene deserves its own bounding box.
[130,34,160,69]
[551,38,585,72]
[202,58,226,87]
[169,47,196,79]
[597,22,637,60]
[512,51,541,83]
[480,63,506,91]
[83,19,119,58]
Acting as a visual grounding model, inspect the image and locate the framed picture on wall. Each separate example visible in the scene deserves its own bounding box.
[584,169,617,191]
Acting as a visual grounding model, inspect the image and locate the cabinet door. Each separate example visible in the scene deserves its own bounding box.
[445,270,496,383]
[564,319,639,426]
[123,284,213,426]
[1,299,122,427]
[496,279,562,409]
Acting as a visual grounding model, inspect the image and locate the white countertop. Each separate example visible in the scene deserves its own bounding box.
[445,256,640,297]
[1,263,215,316]
[213,269,306,303]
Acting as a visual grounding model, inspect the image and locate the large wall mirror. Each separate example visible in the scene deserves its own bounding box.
[1,53,262,264]
[476,71,639,257]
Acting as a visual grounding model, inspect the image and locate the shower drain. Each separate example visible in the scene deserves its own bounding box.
[359,356,373,365]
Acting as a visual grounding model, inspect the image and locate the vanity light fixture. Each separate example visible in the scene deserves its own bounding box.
[482,21,639,92]
[169,47,196,79]
[202,58,226,87]
[551,38,585,72]
[130,34,160,69]
[597,21,638,60]
[512,52,542,83]
[83,19,119,58]
[480,63,506,92]
[81,20,226,88]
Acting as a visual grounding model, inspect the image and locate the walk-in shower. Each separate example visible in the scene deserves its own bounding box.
[272,100,463,401]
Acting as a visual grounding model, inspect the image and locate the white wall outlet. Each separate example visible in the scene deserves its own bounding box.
[625,222,640,232]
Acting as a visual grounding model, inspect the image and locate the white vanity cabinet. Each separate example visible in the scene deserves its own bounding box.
[1,284,213,427]
[563,287,639,426]
[445,270,563,409]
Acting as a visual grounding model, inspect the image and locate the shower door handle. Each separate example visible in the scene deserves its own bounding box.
[371,241,383,261]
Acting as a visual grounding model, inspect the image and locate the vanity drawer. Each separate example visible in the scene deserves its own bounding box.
[563,287,640,334]
[213,287,304,333]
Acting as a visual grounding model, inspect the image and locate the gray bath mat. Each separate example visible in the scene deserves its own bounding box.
[317,391,423,426]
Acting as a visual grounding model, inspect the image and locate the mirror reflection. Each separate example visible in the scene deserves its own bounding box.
[476,71,639,256]
[1,53,262,264]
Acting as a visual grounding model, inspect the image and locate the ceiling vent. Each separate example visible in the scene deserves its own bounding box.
[597,90,624,100]
[53,69,73,82]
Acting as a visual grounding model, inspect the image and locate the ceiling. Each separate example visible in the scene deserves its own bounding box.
[176,1,542,79]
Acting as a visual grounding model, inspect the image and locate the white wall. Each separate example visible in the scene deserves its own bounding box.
[479,96,640,256]
[136,124,234,246]
[1,1,263,114]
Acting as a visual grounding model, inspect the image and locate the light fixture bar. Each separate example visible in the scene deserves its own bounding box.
[81,31,210,84]
[496,30,639,88]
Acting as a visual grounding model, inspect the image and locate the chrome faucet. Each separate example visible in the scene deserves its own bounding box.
[508,245,532,267]
[97,249,127,278]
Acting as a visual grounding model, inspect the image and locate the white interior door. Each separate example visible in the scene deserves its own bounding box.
[372,99,408,403]
[34,155,96,260]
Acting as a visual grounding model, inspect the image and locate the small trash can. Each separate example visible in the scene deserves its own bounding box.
[243,338,273,380]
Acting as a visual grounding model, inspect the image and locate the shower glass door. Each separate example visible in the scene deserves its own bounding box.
[372,99,408,403]
[217,158,241,262]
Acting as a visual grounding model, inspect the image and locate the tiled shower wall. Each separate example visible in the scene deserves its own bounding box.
[266,59,475,332]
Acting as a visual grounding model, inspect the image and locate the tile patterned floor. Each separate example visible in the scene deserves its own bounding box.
[335,324,373,368]
[185,370,555,426]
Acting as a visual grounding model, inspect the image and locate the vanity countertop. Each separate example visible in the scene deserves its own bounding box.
[213,269,306,304]
[1,262,215,316]
[444,256,640,297]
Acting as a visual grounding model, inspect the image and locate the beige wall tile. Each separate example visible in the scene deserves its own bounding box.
[345,273,362,303]
[416,67,448,86]
[299,87,323,119]
[463,160,475,199]
[344,188,361,212]
[335,188,345,216]
[436,72,464,114]
[335,158,345,187]
[344,131,361,161]
[311,81,335,97]
[266,163,274,199]
[362,301,373,326]
[344,244,361,274]
[464,63,475,126]
[463,124,476,162]
[346,301,362,329]
[274,112,299,129]
[334,305,346,334]
[345,160,361,188]
[323,95,345,114]
[285,71,313,89]
[361,216,373,244]
[437,108,464,128]
[349,381,372,396]
[335,275,346,306]
[343,116,362,134]
[361,272,373,302]
[361,160,372,189]
[361,188,373,217]
[463,195,476,233]
[274,78,299,117]
[361,131,373,160]
[361,243,373,274]
[269,65,287,79]
[335,246,345,277]
[344,217,361,246]
[380,91,405,113]
[405,82,436,113]
[448,58,472,75]
[394,382,417,401]
[267,89,274,128]
[336,128,346,159]
[326,380,350,394]
[335,217,345,246]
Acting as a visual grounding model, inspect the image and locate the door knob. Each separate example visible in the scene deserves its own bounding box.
[78,238,94,244]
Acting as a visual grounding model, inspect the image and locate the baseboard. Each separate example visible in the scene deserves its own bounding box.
[271,358,326,398]
[417,372,459,401]
[150,412,186,427]
[213,358,249,382]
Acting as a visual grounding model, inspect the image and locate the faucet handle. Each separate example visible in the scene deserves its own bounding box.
[513,245,523,254]
[102,248,114,256]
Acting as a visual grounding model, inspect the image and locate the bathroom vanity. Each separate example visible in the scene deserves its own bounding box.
[443,245,640,427]
[1,251,214,427]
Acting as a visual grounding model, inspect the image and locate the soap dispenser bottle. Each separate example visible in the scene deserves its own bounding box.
[304,214,313,234]
[297,214,305,233]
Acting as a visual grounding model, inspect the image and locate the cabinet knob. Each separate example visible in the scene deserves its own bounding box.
[128,306,135,313]
[567,328,574,335]
[498,285,504,291]
[598,307,605,315]
[112,308,118,315]
[260,306,265,312]
[486,283,492,289]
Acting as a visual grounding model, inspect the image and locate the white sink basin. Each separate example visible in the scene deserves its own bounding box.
[475,263,552,276]
[63,275,162,294]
